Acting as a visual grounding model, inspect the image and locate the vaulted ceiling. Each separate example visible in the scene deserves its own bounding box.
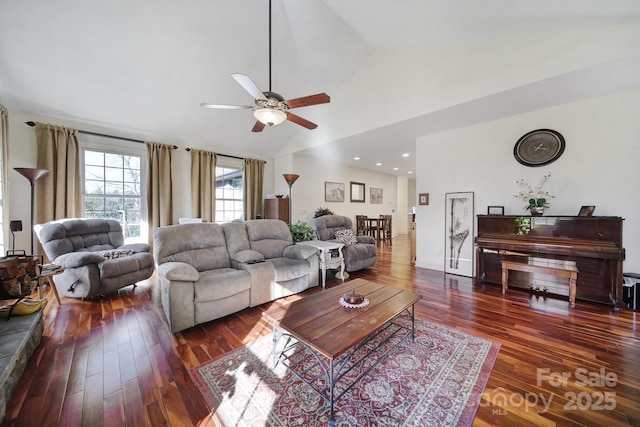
[2,0,640,176]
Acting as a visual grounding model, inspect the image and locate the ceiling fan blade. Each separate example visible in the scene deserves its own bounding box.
[232,73,267,100]
[200,103,253,109]
[251,121,266,133]
[286,112,318,130]
[285,93,330,109]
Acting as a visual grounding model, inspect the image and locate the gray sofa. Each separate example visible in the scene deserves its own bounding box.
[152,219,319,333]
[314,215,377,272]
[35,218,155,298]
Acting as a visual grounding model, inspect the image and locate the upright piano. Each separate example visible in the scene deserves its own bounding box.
[475,215,625,309]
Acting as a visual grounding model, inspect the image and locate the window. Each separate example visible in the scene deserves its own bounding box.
[82,148,145,242]
[215,162,243,223]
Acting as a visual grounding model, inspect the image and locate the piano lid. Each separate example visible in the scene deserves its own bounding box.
[476,215,623,245]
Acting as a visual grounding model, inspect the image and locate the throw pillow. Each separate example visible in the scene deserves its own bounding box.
[335,229,358,245]
[99,249,135,259]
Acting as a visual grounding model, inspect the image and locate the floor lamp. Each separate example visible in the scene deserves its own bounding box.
[14,168,50,255]
[282,174,300,227]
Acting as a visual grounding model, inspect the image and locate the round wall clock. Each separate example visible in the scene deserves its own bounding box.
[513,129,565,167]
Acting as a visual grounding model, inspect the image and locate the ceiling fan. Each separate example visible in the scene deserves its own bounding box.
[200,0,330,132]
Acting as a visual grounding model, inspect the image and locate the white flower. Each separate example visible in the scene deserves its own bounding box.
[514,173,554,209]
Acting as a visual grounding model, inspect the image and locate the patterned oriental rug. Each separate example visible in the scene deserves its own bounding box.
[190,318,500,426]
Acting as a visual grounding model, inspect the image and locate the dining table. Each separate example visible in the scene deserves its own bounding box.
[365,217,385,244]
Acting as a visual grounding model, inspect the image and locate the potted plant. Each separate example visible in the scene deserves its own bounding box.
[513,173,554,216]
[314,207,334,218]
[290,221,315,243]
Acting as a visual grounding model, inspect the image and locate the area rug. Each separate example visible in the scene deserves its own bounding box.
[189,317,500,426]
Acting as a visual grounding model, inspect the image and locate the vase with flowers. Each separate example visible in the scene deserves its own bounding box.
[514,173,554,216]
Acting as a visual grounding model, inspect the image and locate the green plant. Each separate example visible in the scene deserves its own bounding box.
[290,221,315,243]
[314,207,334,218]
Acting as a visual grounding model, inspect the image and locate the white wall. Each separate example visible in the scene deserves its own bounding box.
[415,86,640,273]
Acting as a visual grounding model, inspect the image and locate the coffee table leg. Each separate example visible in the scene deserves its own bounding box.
[272,321,278,368]
[411,304,416,342]
[329,359,335,427]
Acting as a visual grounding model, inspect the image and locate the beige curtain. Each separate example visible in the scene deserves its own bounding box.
[190,149,217,222]
[35,122,82,224]
[1,104,9,253]
[243,158,264,220]
[146,142,173,242]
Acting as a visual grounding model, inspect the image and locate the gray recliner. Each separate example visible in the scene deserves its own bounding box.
[314,215,377,272]
[35,218,155,298]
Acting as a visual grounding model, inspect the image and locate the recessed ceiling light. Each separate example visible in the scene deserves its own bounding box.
[408,171,413,174]
[376,163,382,166]
[402,153,410,157]
[354,157,360,160]
[393,167,399,171]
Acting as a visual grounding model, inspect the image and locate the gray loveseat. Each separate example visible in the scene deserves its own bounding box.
[35,218,155,299]
[314,215,377,272]
[153,219,319,333]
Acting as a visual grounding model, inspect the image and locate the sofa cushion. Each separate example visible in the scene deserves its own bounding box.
[99,252,154,280]
[100,249,135,259]
[335,229,358,245]
[35,218,125,261]
[314,215,355,241]
[269,258,311,282]
[194,268,251,302]
[245,219,292,260]
[153,223,232,271]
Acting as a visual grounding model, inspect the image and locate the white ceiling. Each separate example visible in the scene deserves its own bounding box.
[2,0,640,176]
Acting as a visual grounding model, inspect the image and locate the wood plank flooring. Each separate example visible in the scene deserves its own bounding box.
[2,234,639,426]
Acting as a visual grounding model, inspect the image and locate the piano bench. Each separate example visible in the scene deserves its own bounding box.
[501,259,579,308]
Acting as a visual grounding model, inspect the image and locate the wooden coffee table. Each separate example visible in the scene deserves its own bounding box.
[263,278,422,426]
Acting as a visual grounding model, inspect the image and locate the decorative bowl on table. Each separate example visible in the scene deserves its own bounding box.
[343,291,364,305]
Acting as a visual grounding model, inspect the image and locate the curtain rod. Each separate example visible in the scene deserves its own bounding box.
[25,121,178,149]
[184,148,261,162]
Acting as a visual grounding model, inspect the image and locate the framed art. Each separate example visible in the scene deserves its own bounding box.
[487,206,504,215]
[419,193,429,206]
[324,182,345,202]
[370,187,383,204]
[445,192,474,277]
[350,181,365,203]
[578,205,595,217]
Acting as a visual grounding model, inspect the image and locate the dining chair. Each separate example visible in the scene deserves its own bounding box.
[355,215,368,236]
[381,214,392,245]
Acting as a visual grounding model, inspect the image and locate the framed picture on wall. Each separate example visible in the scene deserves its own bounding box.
[419,193,429,205]
[444,192,474,277]
[350,181,365,203]
[325,182,345,202]
[370,187,383,204]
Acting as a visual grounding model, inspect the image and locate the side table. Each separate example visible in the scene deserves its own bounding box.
[36,265,63,305]
[297,240,347,288]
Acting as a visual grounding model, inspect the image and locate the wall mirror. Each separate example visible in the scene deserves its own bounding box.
[350,181,365,203]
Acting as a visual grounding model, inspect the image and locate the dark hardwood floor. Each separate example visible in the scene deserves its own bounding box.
[2,235,639,426]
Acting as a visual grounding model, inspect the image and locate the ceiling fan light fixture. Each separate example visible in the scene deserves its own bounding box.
[254,108,287,126]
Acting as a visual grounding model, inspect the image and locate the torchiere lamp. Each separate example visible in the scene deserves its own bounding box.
[14,167,50,255]
[282,174,300,227]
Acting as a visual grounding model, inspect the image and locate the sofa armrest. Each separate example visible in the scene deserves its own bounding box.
[157,262,199,282]
[357,235,375,244]
[283,245,317,260]
[118,243,151,253]
[230,250,265,264]
[55,252,105,268]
